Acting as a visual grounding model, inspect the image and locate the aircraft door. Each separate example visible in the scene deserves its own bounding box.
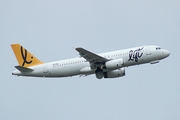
[146,46,151,55]
[43,64,49,73]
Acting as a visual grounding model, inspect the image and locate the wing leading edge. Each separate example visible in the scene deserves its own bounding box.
[75,47,108,64]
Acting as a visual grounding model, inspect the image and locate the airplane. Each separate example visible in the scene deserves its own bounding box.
[11,44,170,79]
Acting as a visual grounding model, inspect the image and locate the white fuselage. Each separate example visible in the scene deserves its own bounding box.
[12,45,170,78]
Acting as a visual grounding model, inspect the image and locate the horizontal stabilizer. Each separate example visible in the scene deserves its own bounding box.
[14,66,33,72]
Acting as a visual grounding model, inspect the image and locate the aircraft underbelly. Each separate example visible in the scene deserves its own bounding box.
[62,67,80,76]
[47,64,86,77]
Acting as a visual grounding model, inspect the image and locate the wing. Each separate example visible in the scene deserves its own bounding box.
[75,47,109,64]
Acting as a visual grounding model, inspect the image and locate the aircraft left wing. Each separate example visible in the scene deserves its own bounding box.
[75,47,109,64]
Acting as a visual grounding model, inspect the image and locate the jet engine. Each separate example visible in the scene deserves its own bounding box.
[101,58,124,70]
[103,68,125,78]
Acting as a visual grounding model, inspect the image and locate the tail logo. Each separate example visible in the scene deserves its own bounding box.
[20,46,33,66]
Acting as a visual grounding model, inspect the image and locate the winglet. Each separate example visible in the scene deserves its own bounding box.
[11,44,44,67]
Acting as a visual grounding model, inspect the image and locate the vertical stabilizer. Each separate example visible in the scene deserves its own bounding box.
[11,44,44,67]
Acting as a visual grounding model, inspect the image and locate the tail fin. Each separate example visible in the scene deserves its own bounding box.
[11,44,44,67]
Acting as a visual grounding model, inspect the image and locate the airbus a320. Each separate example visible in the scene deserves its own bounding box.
[11,44,170,79]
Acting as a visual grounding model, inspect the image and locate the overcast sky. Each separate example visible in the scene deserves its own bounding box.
[0,0,180,120]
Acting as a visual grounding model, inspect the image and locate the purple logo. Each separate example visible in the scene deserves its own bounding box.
[128,47,144,62]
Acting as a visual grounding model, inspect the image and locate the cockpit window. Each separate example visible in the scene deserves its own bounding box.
[156,47,161,50]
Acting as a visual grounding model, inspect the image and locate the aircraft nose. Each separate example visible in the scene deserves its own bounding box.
[162,49,170,58]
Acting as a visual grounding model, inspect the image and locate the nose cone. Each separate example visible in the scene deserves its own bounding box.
[162,49,170,58]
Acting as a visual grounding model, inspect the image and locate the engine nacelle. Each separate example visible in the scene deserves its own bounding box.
[103,68,125,78]
[101,58,124,70]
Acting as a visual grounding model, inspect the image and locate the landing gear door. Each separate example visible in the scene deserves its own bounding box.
[146,46,151,55]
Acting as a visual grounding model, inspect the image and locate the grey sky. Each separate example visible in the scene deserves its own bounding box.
[0,0,179,120]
